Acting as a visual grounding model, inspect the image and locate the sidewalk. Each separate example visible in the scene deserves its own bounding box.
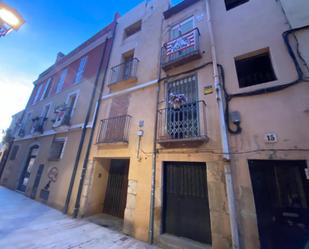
[0,186,158,249]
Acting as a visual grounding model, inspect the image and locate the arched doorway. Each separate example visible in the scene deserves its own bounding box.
[17,145,39,192]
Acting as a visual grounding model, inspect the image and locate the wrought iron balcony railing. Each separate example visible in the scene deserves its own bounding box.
[110,58,139,85]
[31,117,48,134]
[157,100,207,147]
[52,107,72,129]
[161,28,201,70]
[97,115,131,144]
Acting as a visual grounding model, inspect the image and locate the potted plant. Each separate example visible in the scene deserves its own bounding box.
[168,93,187,109]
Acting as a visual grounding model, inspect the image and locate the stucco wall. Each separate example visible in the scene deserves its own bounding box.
[211,0,309,248]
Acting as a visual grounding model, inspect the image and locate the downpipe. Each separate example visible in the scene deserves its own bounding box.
[205,0,240,248]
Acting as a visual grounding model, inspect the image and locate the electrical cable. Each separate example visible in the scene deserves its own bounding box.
[221,25,309,134]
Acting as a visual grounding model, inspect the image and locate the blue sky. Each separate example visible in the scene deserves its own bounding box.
[0,0,181,133]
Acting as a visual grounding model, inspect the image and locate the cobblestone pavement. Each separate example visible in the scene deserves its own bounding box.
[0,187,158,249]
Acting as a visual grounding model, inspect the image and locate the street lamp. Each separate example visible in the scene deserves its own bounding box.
[0,2,25,37]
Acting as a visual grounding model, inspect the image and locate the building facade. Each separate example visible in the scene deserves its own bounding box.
[215,0,309,249]
[0,19,116,212]
[74,0,232,248]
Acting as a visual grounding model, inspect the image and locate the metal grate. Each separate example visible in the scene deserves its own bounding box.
[163,162,212,244]
[158,75,207,142]
[110,58,139,85]
[97,115,131,144]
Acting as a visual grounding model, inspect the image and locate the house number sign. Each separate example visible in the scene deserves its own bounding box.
[264,132,278,144]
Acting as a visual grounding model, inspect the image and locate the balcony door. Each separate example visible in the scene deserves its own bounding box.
[170,16,194,39]
[166,75,199,139]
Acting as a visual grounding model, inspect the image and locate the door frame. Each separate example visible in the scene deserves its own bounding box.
[161,161,212,244]
[17,144,39,192]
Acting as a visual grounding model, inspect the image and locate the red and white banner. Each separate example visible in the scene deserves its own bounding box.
[166,29,196,56]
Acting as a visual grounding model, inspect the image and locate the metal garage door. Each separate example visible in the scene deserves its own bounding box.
[163,162,212,244]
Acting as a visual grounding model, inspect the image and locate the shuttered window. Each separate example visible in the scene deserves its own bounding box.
[40,78,52,100]
[32,84,43,105]
[74,56,88,84]
[48,138,65,161]
[55,69,68,94]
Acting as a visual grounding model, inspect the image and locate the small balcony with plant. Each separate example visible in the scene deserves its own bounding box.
[161,28,201,71]
[157,93,208,148]
[109,58,139,86]
[97,115,131,145]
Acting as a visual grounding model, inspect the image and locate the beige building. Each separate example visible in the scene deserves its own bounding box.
[0,18,117,213]
[213,0,309,249]
[73,0,232,248]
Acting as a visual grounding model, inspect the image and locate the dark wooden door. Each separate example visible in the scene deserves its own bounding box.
[30,164,44,199]
[249,160,309,249]
[163,162,212,244]
[103,159,129,218]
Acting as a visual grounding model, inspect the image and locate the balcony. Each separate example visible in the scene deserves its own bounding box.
[161,28,201,71]
[97,115,131,144]
[52,106,71,129]
[31,117,47,134]
[110,58,139,86]
[157,100,208,148]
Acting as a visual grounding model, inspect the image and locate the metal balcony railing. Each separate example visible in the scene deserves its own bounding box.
[97,115,131,144]
[157,100,207,146]
[110,58,139,85]
[52,107,72,129]
[161,28,201,70]
[31,117,48,134]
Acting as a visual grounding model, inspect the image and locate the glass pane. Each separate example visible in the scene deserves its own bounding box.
[180,18,194,34]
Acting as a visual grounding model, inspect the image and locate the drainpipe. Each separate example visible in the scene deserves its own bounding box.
[72,21,117,218]
[148,9,165,244]
[63,23,115,214]
[205,1,240,248]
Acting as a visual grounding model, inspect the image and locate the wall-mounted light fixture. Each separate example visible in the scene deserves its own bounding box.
[0,2,25,37]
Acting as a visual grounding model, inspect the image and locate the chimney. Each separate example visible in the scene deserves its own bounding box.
[56,52,65,63]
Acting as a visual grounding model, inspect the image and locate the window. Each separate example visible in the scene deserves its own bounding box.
[32,84,43,105]
[48,138,66,161]
[225,0,249,11]
[41,104,51,119]
[55,68,68,94]
[74,56,88,84]
[124,20,142,39]
[9,145,19,160]
[40,78,52,100]
[122,51,134,80]
[235,49,277,88]
[170,17,194,39]
[66,93,78,117]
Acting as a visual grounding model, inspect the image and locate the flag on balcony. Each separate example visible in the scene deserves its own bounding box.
[166,29,196,56]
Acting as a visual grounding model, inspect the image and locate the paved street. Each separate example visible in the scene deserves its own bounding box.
[0,187,158,249]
